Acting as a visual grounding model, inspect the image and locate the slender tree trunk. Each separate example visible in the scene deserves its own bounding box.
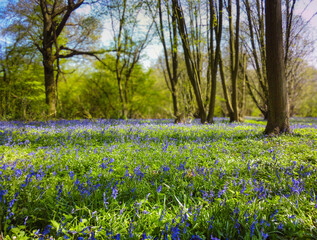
[219,52,234,120]
[158,0,179,118]
[43,46,56,118]
[3,67,8,117]
[228,0,240,122]
[239,54,246,121]
[171,0,179,117]
[117,77,127,119]
[265,0,290,134]
[244,0,269,119]
[171,82,178,117]
[207,0,223,123]
[173,0,206,123]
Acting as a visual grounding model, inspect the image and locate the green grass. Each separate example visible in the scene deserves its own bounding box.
[0,118,316,239]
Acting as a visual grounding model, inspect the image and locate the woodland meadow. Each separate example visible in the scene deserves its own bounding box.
[0,0,317,239]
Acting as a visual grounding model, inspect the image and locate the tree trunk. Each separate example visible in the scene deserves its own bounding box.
[43,47,56,118]
[219,52,234,120]
[238,54,247,121]
[158,0,179,118]
[207,0,223,123]
[3,67,8,117]
[118,77,127,119]
[265,0,290,134]
[238,54,246,121]
[171,82,178,117]
[171,0,179,117]
[173,0,206,123]
[228,0,240,122]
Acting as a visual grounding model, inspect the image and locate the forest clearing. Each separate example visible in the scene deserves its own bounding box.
[1,0,317,238]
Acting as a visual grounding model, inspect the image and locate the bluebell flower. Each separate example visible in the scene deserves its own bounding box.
[141,232,148,239]
[210,235,220,240]
[69,171,74,180]
[24,216,28,225]
[128,222,134,238]
[103,192,109,209]
[92,211,97,217]
[134,166,144,181]
[190,235,203,240]
[208,216,214,230]
[15,169,22,178]
[113,234,121,239]
[157,185,162,193]
[261,231,269,240]
[171,224,180,240]
[250,222,255,237]
[56,182,64,200]
[111,185,118,200]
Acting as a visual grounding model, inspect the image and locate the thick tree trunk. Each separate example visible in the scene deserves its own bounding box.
[265,0,290,134]
[43,47,56,118]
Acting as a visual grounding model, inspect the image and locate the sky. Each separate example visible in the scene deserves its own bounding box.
[0,0,316,68]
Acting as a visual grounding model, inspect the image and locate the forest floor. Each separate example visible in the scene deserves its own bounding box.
[0,118,316,239]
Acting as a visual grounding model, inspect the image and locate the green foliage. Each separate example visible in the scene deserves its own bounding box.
[58,56,171,119]
[296,66,317,117]
[0,46,46,120]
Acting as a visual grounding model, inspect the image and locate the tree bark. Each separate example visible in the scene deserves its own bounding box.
[43,46,56,118]
[171,0,179,117]
[265,0,290,134]
[38,0,85,118]
[219,52,234,121]
[228,0,240,122]
[158,0,179,118]
[207,0,223,123]
[173,0,206,123]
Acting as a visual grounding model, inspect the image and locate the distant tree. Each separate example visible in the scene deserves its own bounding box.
[146,0,180,119]
[102,0,154,119]
[218,0,243,122]
[206,0,223,123]
[57,55,170,119]
[172,0,222,123]
[2,0,101,118]
[265,0,290,134]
